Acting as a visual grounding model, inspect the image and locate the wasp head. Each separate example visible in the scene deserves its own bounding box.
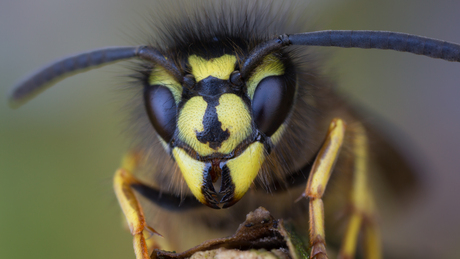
[144,43,296,208]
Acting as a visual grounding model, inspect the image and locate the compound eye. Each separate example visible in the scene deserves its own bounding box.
[251,76,295,136]
[144,85,177,142]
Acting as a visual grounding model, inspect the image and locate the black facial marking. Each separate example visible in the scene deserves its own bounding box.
[195,95,230,149]
[191,76,241,150]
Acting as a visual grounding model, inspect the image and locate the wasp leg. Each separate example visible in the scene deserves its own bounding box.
[339,124,381,259]
[361,191,381,259]
[304,118,346,259]
[113,152,161,259]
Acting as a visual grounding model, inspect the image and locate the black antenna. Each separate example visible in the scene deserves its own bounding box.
[10,30,460,107]
[241,30,460,78]
[8,46,182,108]
[9,47,138,108]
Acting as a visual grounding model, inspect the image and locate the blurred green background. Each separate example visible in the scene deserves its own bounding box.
[1,0,459,258]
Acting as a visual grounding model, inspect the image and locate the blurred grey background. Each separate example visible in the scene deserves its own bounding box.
[1,0,459,258]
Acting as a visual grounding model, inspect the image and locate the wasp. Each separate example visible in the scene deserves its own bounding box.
[5,1,460,259]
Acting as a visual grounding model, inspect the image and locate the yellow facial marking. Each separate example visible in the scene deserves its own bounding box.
[226,142,266,201]
[172,147,206,204]
[270,124,286,145]
[149,66,182,104]
[247,54,285,99]
[158,137,170,152]
[215,94,252,153]
[177,96,215,156]
[177,94,252,156]
[188,55,237,82]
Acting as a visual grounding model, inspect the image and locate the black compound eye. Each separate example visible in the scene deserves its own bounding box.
[144,85,177,142]
[251,76,295,136]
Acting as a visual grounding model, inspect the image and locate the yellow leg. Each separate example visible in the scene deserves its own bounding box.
[339,124,381,259]
[113,152,161,259]
[304,118,346,259]
[362,190,381,259]
[363,208,381,259]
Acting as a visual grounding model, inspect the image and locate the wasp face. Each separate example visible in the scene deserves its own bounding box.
[144,48,296,208]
